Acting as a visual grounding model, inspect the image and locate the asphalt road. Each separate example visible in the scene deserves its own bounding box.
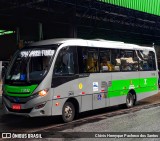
[1,93,160,141]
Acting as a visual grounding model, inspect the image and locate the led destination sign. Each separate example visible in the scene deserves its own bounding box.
[20,50,55,57]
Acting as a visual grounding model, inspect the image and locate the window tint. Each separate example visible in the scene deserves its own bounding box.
[29,56,51,80]
[148,51,156,70]
[99,49,114,72]
[77,47,156,73]
[78,47,99,73]
[54,47,75,75]
[137,50,156,71]
[120,50,138,71]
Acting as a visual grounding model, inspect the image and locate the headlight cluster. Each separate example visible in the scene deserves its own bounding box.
[38,89,49,97]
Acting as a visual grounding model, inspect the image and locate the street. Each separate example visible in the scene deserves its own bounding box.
[59,106,160,141]
[1,93,160,141]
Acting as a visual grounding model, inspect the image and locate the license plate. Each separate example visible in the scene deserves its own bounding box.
[12,104,21,110]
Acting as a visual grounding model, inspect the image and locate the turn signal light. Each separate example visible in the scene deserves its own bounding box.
[38,89,49,97]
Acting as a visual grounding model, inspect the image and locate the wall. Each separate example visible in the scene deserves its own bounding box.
[100,0,160,16]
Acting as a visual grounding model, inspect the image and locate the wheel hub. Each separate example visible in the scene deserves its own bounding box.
[64,106,72,119]
[127,94,133,106]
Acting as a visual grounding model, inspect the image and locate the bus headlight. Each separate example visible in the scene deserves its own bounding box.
[38,89,49,97]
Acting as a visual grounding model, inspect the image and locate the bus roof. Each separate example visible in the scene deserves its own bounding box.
[30,38,155,51]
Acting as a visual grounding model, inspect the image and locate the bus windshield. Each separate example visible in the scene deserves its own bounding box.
[6,48,55,84]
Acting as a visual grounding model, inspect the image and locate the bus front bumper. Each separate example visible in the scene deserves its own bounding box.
[2,94,52,117]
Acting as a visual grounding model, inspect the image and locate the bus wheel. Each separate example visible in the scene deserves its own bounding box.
[126,93,134,108]
[62,102,75,122]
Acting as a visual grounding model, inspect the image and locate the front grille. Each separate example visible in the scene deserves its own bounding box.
[6,106,33,113]
[7,91,30,94]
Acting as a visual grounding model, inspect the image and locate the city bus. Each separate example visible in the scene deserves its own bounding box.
[2,39,158,122]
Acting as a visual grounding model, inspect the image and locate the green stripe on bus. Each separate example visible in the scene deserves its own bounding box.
[108,77,158,98]
[4,77,158,98]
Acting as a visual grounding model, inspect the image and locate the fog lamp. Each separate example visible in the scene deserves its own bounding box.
[35,102,46,109]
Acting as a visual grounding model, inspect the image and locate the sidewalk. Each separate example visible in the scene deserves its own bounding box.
[139,91,160,106]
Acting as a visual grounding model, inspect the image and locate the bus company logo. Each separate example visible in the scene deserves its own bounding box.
[2,133,11,138]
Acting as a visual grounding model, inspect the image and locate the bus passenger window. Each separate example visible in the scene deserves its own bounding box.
[148,51,156,70]
[137,50,156,71]
[120,50,137,71]
[54,47,75,75]
[121,60,131,71]
[78,47,99,73]
[99,49,113,72]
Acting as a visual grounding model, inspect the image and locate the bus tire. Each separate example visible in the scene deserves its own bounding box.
[126,92,134,108]
[62,102,75,123]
